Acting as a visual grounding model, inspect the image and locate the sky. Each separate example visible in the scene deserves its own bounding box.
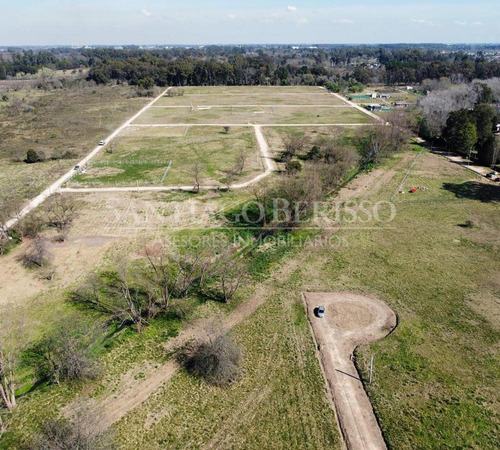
[0,0,499,46]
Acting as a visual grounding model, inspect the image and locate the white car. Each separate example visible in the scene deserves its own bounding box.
[99,140,106,146]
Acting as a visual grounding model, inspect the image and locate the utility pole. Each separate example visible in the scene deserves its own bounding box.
[369,355,374,384]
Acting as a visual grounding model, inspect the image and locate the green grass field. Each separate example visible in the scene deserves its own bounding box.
[69,127,262,187]
[134,106,373,125]
[300,150,500,449]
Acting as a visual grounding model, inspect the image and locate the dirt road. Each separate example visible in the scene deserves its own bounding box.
[303,292,397,450]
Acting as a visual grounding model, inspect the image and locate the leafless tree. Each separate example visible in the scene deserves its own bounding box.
[223,126,231,134]
[282,134,309,161]
[21,237,52,268]
[234,149,248,175]
[0,310,24,414]
[419,83,478,137]
[141,242,182,311]
[214,248,246,303]
[43,195,76,232]
[30,407,114,450]
[192,162,202,193]
[33,319,102,385]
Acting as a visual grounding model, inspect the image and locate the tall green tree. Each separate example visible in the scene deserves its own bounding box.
[443,110,477,156]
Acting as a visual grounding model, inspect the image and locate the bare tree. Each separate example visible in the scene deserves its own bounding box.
[43,195,76,232]
[21,237,52,268]
[192,162,202,193]
[32,319,102,385]
[30,407,114,450]
[281,134,309,161]
[141,242,182,311]
[214,248,246,303]
[0,310,24,414]
[223,126,231,134]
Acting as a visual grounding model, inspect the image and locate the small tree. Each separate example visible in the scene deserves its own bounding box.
[223,126,231,134]
[22,237,52,268]
[281,134,309,161]
[215,248,246,303]
[31,320,102,385]
[285,159,303,175]
[31,408,114,450]
[25,149,40,164]
[44,195,76,232]
[192,162,202,193]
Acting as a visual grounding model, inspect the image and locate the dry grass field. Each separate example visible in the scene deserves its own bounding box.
[133,105,372,125]
[0,85,150,201]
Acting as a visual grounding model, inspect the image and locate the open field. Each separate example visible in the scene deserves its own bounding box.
[68,127,262,187]
[156,86,346,106]
[1,146,499,449]
[0,85,150,202]
[134,105,373,125]
[303,150,500,449]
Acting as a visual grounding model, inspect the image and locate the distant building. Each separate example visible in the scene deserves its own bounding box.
[378,93,391,99]
[495,123,500,133]
[366,103,382,111]
[395,101,410,108]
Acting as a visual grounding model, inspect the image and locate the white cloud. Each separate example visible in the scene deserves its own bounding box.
[140,9,152,17]
[453,20,484,26]
[228,14,236,20]
[296,17,309,25]
[409,18,437,26]
[287,6,297,12]
[333,18,355,24]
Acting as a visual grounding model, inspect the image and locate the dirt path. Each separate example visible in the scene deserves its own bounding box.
[303,292,397,450]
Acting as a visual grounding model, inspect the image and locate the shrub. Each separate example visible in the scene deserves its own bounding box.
[180,331,243,387]
[30,411,114,450]
[25,149,41,164]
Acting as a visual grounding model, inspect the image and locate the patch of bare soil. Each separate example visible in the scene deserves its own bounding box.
[304,292,397,450]
[0,234,115,307]
[326,303,376,331]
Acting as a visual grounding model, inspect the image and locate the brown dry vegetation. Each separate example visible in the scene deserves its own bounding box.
[0,85,149,202]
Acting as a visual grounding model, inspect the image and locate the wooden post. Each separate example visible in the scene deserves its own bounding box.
[369,355,374,383]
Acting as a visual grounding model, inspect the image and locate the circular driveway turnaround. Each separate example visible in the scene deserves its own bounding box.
[303,292,397,450]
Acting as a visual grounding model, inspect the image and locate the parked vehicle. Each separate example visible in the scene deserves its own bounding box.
[315,306,325,318]
[99,140,106,146]
[74,165,80,170]
[486,171,498,179]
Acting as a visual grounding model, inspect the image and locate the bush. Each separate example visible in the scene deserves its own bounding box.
[25,149,41,164]
[31,411,114,450]
[30,320,102,385]
[285,159,303,175]
[180,331,243,387]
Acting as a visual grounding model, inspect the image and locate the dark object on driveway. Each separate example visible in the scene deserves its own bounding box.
[315,306,326,318]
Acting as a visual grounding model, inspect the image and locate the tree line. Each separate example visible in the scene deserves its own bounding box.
[2,46,500,87]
